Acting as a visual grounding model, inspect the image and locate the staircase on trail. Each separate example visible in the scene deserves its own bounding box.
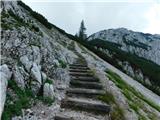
[54,58,111,120]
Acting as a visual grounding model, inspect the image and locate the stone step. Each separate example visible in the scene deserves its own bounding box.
[66,88,105,98]
[54,114,74,120]
[69,72,93,77]
[61,98,110,114]
[69,69,91,73]
[69,66,89,70]
[55,109,109,120]
[70,80,103,89]
[71,76,99,82]
[69,64,88,67]
[74,63,87,65]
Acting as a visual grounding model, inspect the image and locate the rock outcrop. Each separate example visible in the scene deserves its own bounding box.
[0,65,12,117]
[43,83,55,98]
[1,1,77,119]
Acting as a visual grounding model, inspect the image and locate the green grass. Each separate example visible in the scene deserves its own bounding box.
[107,70,160,112]
[37,96,54,106]
[98,91,115,104]
[2,79,55,120]
[45,79,53,84]
[1,23,12,30]
[74,38,160,95]
[59,60,67,68]
[2,80,33,120]
[106,70,160,119]
[98,91,125,120]
[67,41,75,51]
[88,39,160,95]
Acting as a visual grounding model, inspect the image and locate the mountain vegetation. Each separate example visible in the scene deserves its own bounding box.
[73,38,160,95]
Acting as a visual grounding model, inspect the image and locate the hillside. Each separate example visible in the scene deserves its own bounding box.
[88,28,160,65]
[1,1,160,120]
[87,29,160,95]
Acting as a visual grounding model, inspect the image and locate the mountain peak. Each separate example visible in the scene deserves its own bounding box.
[88,28,160,65]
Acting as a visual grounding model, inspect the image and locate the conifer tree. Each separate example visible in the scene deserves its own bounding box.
[78,20,87,40]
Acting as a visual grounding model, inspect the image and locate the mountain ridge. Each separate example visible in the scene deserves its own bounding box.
[88,28,160,65]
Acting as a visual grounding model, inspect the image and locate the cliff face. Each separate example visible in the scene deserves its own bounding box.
[88,28,160,65]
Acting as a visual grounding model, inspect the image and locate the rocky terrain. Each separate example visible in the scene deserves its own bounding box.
[1,1,160,120]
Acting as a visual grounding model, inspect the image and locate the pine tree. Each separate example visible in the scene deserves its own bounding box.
[78,20,87,40]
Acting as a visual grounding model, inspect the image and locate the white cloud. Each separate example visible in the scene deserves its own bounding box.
[23,0,158,3]
[144,4,160,34]
[23,1,160,35]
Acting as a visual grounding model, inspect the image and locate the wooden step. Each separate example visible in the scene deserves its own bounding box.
[61,98,110,114]
[69,69,91,73]
[66,88,105,98]
[55,109,110,120]
[70,80,103,89]
[54,114,74,120]
[71,76,99,82]
[69,66,89,70]
[69,72,93,77]
[69,64,88,67]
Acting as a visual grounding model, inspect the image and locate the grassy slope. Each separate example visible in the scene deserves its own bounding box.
[106,70,160,120]
[87,39,160,95]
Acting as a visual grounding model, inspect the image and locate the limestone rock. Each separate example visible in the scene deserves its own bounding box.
[20,56,32,72]
[42,72,47,83]
[43,83,54,98]
[0,64,12,118]
[53,59,60,67]
[31,63,42,84]
[13,66,26,89]
[32,45,41,65]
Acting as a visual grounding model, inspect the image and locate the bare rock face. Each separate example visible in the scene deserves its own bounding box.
[42,72,47,83]
[13,66,27,89]
[43,83,55,99]
[0,64,12,117]
[31,46,41,65]
[20,56,32,72]
[88,28,160,65]
[31,63,42,84]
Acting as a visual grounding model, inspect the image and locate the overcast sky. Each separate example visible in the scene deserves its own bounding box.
[23,0,160,35]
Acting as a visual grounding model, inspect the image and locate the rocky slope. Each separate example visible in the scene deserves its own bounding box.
[1,1,77,119]
[1,1,160,120]
[88,28,160,65]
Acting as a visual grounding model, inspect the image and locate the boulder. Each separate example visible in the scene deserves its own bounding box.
[31,63,42,84]
[0,64,12,118]
[43,83,54,98]
[42,72,47,83]
[30,63,42,94]
[32,45,41,65]
[53,59,60,67]
[13,66,26,89]
[20,55,32,72]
